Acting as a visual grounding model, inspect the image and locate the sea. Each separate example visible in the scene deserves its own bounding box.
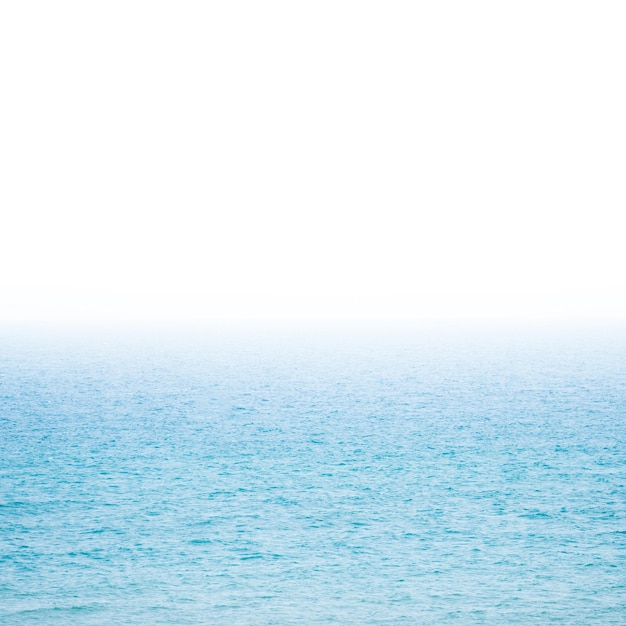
[1,323,625,624]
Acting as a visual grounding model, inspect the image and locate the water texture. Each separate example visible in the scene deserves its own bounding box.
[1,327,625,624]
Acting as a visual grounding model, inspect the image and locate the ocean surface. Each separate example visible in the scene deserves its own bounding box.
[1,325,625,624]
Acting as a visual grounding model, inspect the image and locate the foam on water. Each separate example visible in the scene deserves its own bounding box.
[1,325,625,624]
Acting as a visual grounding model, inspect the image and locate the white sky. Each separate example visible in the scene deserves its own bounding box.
[1,1,625,323]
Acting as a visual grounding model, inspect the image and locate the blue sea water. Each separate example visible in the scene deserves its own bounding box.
[1,325,625,624]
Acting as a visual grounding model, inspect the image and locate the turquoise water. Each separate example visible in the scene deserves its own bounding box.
[1,326,625,624]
